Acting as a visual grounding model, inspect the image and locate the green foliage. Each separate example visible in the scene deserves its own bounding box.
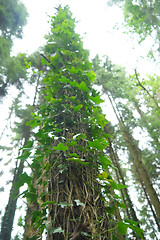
[0,0,28,38]
[108,0,160,54]
[0,0,28,96]
[0,36,12,65]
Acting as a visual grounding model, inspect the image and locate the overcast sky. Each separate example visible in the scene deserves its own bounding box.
[13,0,160,76]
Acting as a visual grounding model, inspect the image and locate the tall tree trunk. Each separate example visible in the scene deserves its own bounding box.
[136,169,160,232]
[107,92,160,223]
[0,134,30,240]
[108,140,145,239]
[133,100,160,147]
[108,140,139,221]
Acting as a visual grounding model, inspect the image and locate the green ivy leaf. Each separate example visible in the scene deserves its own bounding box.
[67,157,89,165]
[117,222,128,235]
[86,71,95,81]
[88,139,108,151]
[70,80,79,88]
[59,76,70,83]
[82,232,91,237]
[128,224,144,238]
[14,172,32,189]
[98,155,112,170]
[41,201,57,207]
[78,81,89,92]
[73,133,86,140]
[118,202,126,208]
[92,107,108,128]
[65,96,76,101]
[58,202,73,208]
[98,171,110,180]
[117,183,128,190]
[90,95,104,104]
[67,140,77,146]
[72,104,83,112]
[69,153,79,157]
[53,143,68,151]
[124,219,138,226]
[50,226,64,234]
[69,66,79,74]
[74,199,85,207]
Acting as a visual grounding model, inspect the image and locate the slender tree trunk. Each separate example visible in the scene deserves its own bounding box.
[0,134,30,240]
[107,92,160,223]
[133,100,160,147]
[108,140,145,239]
[136,170,160,232]
[108,141,139,221]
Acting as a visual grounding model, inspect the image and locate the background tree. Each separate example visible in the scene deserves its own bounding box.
[0,0,28,97]
[0,53,44,240]
[107,0,160,57]
[92,55,160,238]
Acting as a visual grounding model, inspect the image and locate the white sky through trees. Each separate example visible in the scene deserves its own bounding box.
[13,0,159,76]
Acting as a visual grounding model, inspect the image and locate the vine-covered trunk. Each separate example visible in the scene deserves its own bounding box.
[20,6,144,240]
[48,160,109,239]
[22,6,117,240]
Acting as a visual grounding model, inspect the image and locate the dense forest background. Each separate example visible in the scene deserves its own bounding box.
[0,0,160,240]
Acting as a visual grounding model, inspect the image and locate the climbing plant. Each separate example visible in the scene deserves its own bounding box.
[16,6,143,240]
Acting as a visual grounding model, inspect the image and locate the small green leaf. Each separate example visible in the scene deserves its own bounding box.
[92,107,108,128]
[98,155,112,170]
[67,140,77,146]
[88,139,108,150]
[59,76,70,83]
[70,80,79,88]
[86,71,95,81]
[14,172,32,189]
[128,224,144,238]
[53,143,68,151]
[117,183,128,190]
[98,171,110,180]
[73,133,86,140]
[41,201,57,207]
[67,157,88,165]
[117,222,128,235]
[69,66,79,74]
[90,95,104,104]
[72,104,83,112]
[78,81,89,92]
[82,232,91,237]
[58,202,73,208]
[74,199,85,207]
[69,153,79,158]
[125,219,138,226]
[50,226,64,234]
[65,96,76,100]
[118,202,126,208]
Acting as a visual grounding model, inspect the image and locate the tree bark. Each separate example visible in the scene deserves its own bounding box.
[107,93,160,223]
[108,140,145,239]
[0,134,30,240]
